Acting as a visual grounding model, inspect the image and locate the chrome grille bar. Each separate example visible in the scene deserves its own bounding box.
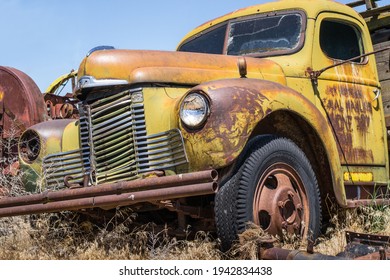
[79,88,146,184]
[43,149,85,190]
[136,129,188,173]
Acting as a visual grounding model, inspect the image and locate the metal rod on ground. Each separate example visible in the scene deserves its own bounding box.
[260,247,348,260]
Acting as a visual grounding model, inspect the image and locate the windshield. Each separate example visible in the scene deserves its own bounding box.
[227,13,303,56]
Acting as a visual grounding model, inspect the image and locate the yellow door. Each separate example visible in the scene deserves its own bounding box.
[312,12,388,184]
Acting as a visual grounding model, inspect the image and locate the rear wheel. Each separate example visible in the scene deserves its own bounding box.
[215,136,322,250]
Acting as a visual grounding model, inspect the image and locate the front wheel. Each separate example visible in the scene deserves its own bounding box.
[215,136,322,250]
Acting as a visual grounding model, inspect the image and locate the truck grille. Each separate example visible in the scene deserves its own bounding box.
[43,149,86,190]
[43,87,188,189]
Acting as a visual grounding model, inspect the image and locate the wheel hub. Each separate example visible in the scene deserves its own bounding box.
[253,163,308,238]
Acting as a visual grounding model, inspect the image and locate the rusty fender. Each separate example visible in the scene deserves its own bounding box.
[179,78,346,206]
[0,170,217,217]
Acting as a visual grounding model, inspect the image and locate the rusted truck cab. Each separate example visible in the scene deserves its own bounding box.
[14,0,390,249]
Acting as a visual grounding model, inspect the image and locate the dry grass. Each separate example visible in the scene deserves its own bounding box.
[0,126,27,197]
[0,204,388,260]
[0,211,223,260]
[314,205,390,256]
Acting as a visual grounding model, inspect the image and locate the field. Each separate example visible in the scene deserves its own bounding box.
[0,133,389,260]
[0,204,389,260]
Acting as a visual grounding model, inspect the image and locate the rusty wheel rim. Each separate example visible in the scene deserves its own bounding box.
[253,163,309,238]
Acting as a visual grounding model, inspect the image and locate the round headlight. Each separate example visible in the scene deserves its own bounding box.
[180,92,210,129]
[19,130,41,163]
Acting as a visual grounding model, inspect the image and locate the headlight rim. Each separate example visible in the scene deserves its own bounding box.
[180,91,210,130]
[19,129,41,164]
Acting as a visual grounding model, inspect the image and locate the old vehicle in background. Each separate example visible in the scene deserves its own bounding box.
[0,0,389,250]
[0,67,77,181]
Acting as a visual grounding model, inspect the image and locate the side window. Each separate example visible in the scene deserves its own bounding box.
[178,24,227,54]
[320,20,363,62]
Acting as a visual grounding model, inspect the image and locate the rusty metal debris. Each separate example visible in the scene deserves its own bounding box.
[44,93,79,119]
[43,70,79,119]
[0,170,217,217]
[340,231,390,260]
[258,231,390,260]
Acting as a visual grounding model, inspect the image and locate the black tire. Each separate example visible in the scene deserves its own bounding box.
[215,136,322,250]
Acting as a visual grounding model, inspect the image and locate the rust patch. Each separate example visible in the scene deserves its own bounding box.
[180,79,294,170]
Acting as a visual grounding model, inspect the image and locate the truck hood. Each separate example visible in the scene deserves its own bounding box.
[77,49,286,91]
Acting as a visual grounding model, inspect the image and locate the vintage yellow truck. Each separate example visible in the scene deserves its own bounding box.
[1,0,390,249]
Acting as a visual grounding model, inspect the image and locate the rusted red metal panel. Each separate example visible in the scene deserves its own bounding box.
[0,66,47,138]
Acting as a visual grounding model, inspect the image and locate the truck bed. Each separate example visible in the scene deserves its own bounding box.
[352,1,390,135]
[375,40,390,131]
[372,23,390,122]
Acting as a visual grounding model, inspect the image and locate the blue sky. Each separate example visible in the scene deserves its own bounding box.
[1,0,354,92]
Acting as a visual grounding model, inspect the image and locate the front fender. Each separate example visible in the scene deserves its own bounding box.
[179,78,345,205]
